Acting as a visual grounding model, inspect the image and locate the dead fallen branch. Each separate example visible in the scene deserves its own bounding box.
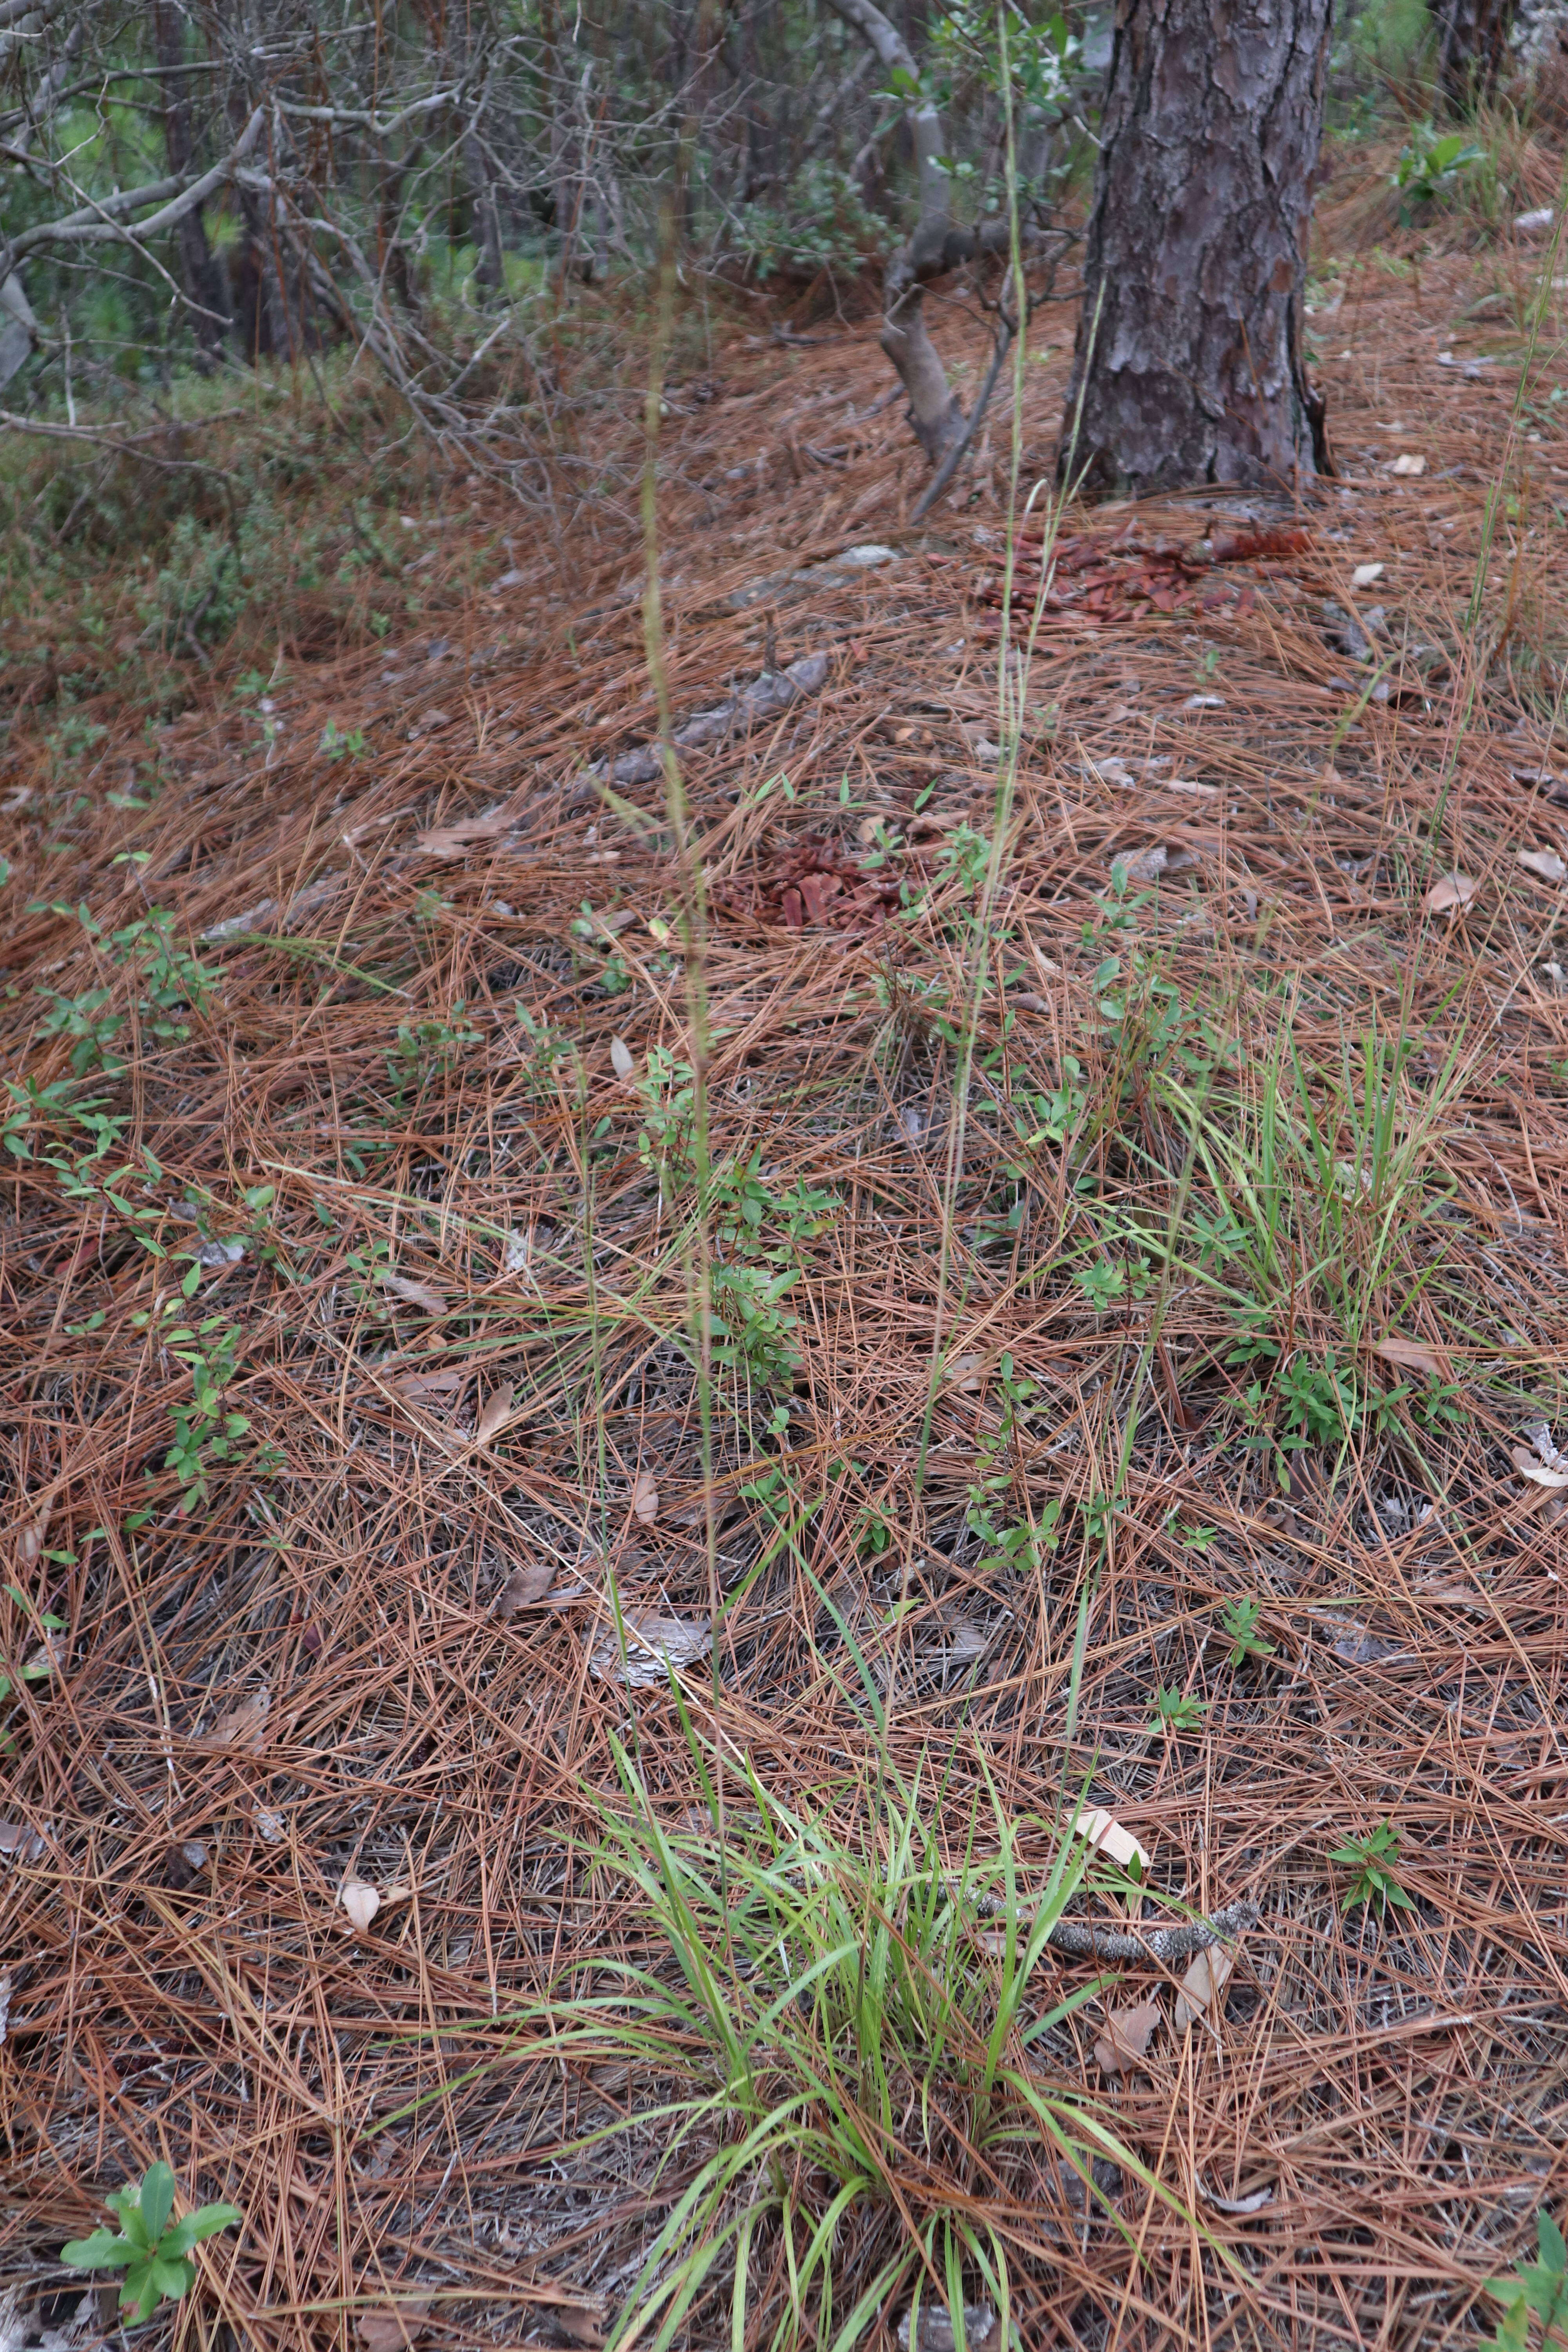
[593,648,832,785]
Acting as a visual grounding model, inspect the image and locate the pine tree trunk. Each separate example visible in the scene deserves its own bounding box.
[151,0,230,372]
[1061,0,1333,502]
[1431,0,1515,110]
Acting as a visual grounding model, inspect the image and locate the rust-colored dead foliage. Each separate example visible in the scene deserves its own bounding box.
[2,195,1568,2352]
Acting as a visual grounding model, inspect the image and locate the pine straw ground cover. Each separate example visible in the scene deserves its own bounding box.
[4,189,1568,2352]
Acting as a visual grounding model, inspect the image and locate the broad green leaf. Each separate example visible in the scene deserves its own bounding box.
[166,2203,240,2253]
[120,2262,159,2320]
[150,2255,194,2300]
[1484,2262,1568,2320]
[105,2186,151,2249]
[138,2162,176,2245]
[60,2229,134,2270]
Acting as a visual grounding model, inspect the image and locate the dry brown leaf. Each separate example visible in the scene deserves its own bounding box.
[1116,842,1195,884]
[1425,871,1477,915]
[16,1500,50,1566]
[356,2295,432,2352]
[1073,1806,1153,1873]
[339,1880,381,1933]
[1512,1444,1568,1490]
[590,1608,711,1687]
[1201,2181,1274,2216]
[1174,1943,1234,2033]
[1524,1422,1568,1472]
[548,2305,607,2349]
[473,1383,516,1446]
[414,813,506,857]
[378,1271,448,1316]
[393,1368,463,1405]
[1094,1995,1161,2074]
[630,1469,659,1524]
[211,1686,270,1751]
[1330,1621,1405,1664]
[1518,846,1568,884]
[495,1560,556,1615]
[1374,1334,1443,1379]
[898,2303,998,2351]
[1412,1578,1485,1608]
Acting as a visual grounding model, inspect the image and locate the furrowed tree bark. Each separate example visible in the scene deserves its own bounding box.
[446,16,505,296]
[1060,0,1333,502]
[1430,0,1515,110]
[152,0,230,370]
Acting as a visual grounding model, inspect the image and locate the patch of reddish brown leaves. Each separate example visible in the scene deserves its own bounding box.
[969,522,1312,631]
[714,833,902,935]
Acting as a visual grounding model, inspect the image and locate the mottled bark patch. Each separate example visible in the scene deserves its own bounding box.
[1062,0,1333,500]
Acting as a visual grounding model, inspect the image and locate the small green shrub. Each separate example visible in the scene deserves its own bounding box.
[1392,125,1483,219]
[1218,1597,1276,1667]
[61,2161,240,2323]
[0,1581,64,1731]
[387,1009,482,1097]
[734,161,888,282]
[1330,1820,1414,1916]
[1483,2211,1568,2350]
[965,1355,1063,1575]
[708,1259,800,1388]
[127,1301,277,1519]
[1149,1686,1207,1735]
[33,904,219,1078]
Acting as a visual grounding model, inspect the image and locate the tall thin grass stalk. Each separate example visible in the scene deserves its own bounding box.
[895,17,1103,1711]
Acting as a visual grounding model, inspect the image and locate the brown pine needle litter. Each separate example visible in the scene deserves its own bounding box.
[4,194,1568,2352]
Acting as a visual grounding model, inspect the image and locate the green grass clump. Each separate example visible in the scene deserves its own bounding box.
[569,1736,1167,2352]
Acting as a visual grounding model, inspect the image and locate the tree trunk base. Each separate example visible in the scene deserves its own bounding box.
[1060,0,1334,503]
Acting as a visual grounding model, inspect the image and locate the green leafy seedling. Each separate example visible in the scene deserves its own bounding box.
[1392,125,1483,219]
[61,2161,239,2323]
[0,1584,65,1726]
[1483,2210,1568,2348]
[1149,1686,1207,1736]
[1219,1596,1276,1668]
[1330,1819,1414,1916]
